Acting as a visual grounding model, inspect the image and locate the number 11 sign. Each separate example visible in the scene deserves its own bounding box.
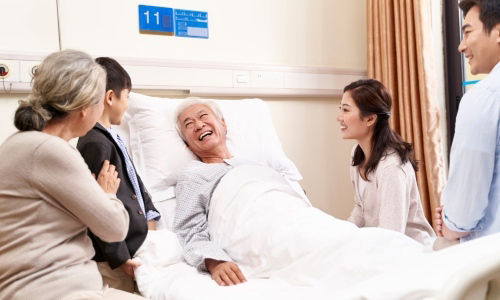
[138,5,174,35]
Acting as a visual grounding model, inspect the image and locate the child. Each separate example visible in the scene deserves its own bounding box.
[77,57,160,292]
[336,79,435,245]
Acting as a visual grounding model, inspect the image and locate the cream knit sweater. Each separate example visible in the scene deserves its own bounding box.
[0,131,129,299]
[347,148,435,245]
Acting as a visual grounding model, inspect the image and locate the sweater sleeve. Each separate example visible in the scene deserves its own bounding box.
[347,203,364,226]
[376,165,409,233]
[31,138,129,243]
[347,164,364,226]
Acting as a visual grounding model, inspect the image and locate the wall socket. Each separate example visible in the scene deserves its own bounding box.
[0,60,41,83]
[0,60,20,82]
[20,61,41,83]
[0,63,9,79]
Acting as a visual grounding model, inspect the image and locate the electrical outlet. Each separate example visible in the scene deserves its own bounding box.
[20,60,41,83]
[233,70,250,88]
[0,63,9,79]
[0,60,20,82]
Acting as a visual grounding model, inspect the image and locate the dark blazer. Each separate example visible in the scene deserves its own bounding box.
[77,123,159,269]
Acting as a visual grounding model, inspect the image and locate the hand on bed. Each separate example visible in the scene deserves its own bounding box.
[119,259,141,279]
[205,259,247,286]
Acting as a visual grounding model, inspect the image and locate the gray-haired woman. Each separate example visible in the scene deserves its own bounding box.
[0,50,143,299]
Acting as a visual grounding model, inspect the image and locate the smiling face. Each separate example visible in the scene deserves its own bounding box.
[458,5,500,75]
[178,103,230,162]
[336,91,375,142]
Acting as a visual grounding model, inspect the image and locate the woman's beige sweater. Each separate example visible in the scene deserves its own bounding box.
[0,131,129,299]
[347,148,435,245]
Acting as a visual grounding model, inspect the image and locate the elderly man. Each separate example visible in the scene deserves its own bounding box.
[173,98,247,286]
[435,0,500,242]
[172,98,431,290]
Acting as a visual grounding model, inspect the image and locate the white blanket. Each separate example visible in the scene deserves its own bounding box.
[133,165,500,299]
[208,165,423,286]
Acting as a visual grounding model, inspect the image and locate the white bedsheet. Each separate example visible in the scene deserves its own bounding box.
[133,165,500,299]
[208,165,423,285]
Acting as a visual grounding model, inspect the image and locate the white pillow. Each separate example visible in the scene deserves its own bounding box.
[123,92,302,202]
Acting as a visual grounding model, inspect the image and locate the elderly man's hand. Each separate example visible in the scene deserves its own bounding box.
[205,259,246,286]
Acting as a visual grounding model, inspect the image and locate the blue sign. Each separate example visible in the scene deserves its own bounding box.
[138,5,174,34]
[174,9,209,39]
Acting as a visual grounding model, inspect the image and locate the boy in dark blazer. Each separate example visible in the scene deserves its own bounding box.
[77,57,160,292]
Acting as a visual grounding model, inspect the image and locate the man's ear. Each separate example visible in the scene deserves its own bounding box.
[365,114,377,127]
[221,118,227,133]
[104,89,114,106]
[495,24,500,44]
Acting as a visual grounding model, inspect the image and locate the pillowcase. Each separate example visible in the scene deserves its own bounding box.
[121,92,302,202]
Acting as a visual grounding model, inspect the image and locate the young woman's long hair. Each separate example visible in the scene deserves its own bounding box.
[344,79,418,179]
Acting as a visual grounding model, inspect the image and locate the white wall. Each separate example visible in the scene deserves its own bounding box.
[0,0,60,144]
[58,0,366,69]
[267,99,356,218]
[0,0,366,219]
[0,0,59,55]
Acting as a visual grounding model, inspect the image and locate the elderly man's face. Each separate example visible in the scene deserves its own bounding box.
[178,104,227,157]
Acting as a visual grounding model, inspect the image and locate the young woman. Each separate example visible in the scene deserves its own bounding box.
[337,79,435,245]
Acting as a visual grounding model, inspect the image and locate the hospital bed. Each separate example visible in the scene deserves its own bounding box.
[114,92,500,300]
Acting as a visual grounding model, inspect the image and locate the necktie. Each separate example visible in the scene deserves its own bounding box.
[115,134,146,217]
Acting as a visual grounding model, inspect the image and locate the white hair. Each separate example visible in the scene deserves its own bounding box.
[175,97,224,141]
[14,49,106,131]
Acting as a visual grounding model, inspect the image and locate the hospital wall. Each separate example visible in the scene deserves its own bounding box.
[0,0,364,219]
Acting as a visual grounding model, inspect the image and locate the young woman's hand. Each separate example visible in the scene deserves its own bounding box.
[96,160,120,194]
[205,259,246,286]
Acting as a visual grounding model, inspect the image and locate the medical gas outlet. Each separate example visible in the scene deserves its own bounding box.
[0,63,9,79]
[31,65,38,77]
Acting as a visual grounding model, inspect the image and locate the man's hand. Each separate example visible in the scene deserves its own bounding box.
[147,220,156,230]
[435,205,469,241]
[434,205,444,237]
[119,259,141,279]
[205,259,246,286]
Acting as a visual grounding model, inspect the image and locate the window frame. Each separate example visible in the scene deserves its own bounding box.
[443,0,465,157]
